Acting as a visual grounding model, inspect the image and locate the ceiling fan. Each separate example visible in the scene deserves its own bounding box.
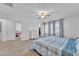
[37,11,51,19]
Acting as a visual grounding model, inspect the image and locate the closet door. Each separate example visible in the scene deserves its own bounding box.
[2,21,7,41]
[6,21,16,40]
[0,22,2,40]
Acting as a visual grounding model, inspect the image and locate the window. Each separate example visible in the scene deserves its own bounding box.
[45,23,49,36]
[55,21,60,36]
[50,22,53,35]
[40,24,45,37]
[39,19,64,37]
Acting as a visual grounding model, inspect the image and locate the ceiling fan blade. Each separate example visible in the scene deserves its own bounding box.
[38,17,41,19]
[47,15,50,16]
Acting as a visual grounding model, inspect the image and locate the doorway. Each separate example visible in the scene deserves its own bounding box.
[16,23,22,40]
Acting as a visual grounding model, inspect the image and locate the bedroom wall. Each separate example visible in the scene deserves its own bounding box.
[64,15,79,38]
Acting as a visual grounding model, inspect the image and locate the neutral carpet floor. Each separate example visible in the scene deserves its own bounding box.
[0,40,39,56]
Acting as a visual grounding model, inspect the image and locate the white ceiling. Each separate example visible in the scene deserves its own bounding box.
[0,3,79,22]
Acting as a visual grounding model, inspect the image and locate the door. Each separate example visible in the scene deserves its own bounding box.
[6,20,16,40]
[0,22,2,40]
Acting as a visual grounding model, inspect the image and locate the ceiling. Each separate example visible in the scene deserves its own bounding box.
[2,3,13,7]
[0,3,79,22]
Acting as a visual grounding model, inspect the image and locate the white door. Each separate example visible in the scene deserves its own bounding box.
[16,23,22,40]
[0,22,2,40]
[6,20,16,40]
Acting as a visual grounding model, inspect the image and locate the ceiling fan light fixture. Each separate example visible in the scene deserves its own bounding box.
[38,11,50,19]
[41,15,45,18]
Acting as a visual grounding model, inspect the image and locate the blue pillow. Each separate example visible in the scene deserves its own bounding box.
[62,38,77,56]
